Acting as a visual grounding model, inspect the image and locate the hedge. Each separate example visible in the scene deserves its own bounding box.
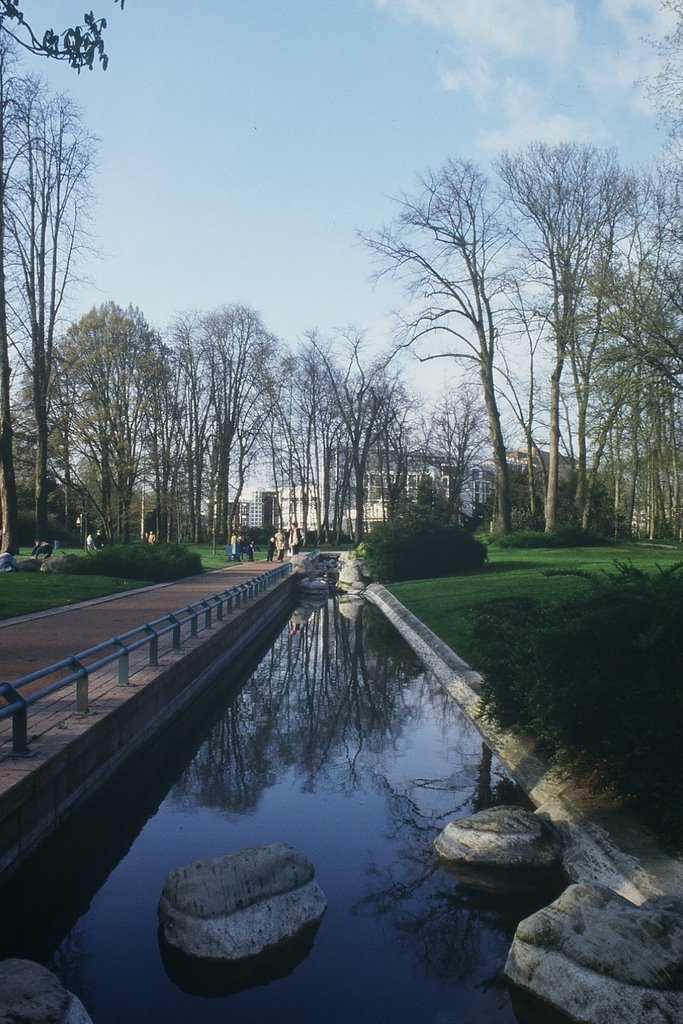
[361,521,487,583]
[470,561,683,843]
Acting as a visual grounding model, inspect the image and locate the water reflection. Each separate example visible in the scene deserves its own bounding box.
[159,917,323,997]
[170,599,426,815]
[0,596,559,1024]
[356,764,561,989]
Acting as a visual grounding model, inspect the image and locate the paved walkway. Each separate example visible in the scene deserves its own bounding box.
[0,559,275,685]
[0,557,294,879]
[0,559,281,770]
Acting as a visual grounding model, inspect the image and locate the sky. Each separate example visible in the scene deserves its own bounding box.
[17,0,680,375]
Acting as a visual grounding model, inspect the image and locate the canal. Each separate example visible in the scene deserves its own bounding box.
[0,596,559,1023]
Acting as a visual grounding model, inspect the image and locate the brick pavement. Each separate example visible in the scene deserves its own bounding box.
[0,558,284,770]
[0,559,294,878]
[0,560,274,685]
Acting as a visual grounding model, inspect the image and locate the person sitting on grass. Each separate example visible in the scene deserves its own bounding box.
[31,538,53,560]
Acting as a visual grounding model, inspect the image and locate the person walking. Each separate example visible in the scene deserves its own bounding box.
[266,534,276,562]
[274,527,286,561]
[230,532,241,562]
[287,521,303,555]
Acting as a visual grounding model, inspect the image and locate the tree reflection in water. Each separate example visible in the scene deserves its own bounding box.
[20,596,562,1024]
[167,598,553,1008]
[356,765,561,1000]
[170,599,426,813]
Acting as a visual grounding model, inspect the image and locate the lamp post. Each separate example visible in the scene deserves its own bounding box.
[76,512,88,549]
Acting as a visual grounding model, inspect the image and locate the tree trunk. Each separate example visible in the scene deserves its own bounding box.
[481,363,511,534]
[545,362,563,532]
[0,52,18,553]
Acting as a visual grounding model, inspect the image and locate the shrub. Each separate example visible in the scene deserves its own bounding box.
[491,527,609,549]
[470,561,683,842]
[67,542,202,582]
[361,520,487,582]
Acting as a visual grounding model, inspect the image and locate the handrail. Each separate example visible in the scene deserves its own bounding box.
[0,562,292,755]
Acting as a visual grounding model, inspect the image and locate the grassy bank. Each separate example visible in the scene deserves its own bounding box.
[387,543,683,669]
[2,539,677,627]
[390,542,683,846]
[0,573,151,620]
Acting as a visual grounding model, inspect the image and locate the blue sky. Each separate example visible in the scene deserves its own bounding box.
[23,0,678,360]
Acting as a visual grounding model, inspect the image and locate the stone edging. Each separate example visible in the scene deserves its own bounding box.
[364,582,683,905]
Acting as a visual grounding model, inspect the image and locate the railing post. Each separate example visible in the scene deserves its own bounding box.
[144,624,158,666]
[169,613,181,650]
[69,658,90,714]
[111,638,129,685]
[0,682,29,755]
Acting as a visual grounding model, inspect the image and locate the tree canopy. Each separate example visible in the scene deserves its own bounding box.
[0,1,124,70]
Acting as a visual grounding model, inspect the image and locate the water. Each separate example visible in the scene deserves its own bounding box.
[0,598,560,1024]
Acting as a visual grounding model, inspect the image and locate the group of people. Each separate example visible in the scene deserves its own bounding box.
[227,532,256,562]
[266,522,304,562]
[225,521,304,564]
[85,531,104,552]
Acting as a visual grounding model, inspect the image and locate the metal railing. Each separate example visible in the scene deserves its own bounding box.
[0,563,292,756]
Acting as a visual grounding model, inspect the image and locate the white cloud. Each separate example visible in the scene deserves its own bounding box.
[583,1,677,118]
[478,77,592,152]
[599,0,677,42]
[376,0,579,62]
[376,0,674,159]
[438,52,496,106]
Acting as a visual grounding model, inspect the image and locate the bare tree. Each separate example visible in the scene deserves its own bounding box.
[363,158,513,533]
[370,375,417,523]
[270,332,348,539]
[8,77,96,538]
[201,304,278,543]
[146,341,185,542]
[170,311,213,543]
[497,142,630,531]
[498,284,547,526]
[0,38,18,551]
[420,382,488,524]
[314,329,392,544]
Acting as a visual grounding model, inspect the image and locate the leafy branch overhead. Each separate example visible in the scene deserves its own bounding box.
[0,1,124,70]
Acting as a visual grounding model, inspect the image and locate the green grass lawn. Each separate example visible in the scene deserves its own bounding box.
[388,542,683,670]
[0,572,151,620]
